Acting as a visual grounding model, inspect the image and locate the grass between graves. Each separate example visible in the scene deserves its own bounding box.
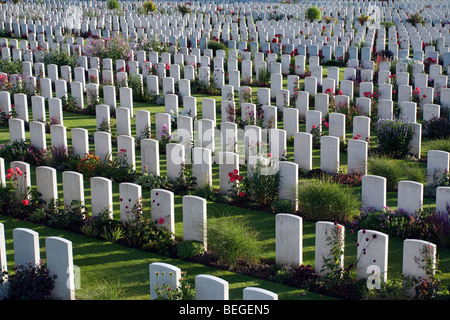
[1,68,450,299]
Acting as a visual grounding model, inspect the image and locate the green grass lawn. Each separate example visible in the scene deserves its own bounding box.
[1,63,450,300]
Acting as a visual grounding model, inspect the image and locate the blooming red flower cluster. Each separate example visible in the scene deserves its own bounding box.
[228,169,243,183]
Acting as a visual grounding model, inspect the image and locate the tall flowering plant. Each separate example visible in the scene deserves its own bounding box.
[227,169,247,204]
[160,124,172,153]
[374,118,415,158]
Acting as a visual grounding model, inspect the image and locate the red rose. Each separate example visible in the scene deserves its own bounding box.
[22,199,29,206]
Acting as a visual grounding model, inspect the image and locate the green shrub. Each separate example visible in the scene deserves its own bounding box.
[46,199,86,232]
[43,49,77,69]
[207,214,263,269]
[107,0,120,10]
[176,241,205,259]
[134,172,170,191]
[270,199,295,214]
[206,40,228,55]
[367,157,426,192]
[305,6,321,21]
[423,117,450,139]
[1,261,56,300]
[177,4,192,15]
[142,0,157,13]
[297,178,360,224]
[244,160,280,207]
[0,59,23,75]
[407,12,425,26]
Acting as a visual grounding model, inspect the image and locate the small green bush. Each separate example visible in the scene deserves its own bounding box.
[244,160,280,207]
[367,157,426,192]
[206,40,228,55]
[43,50,77,69]
[305,6,321,21]
[142,0,157,13]
[107,0,120,10]
[270,199,295,214]
[207,214,263,269]
[298,179,360,224]
[177,4,192,15]
[407,12,425,26]
[176,241,205,259]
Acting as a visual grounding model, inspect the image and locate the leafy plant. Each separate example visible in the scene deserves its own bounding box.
[305,6,321,21]
[0,261,56,300]
[172,163,196,195]
[176,240,205,259]
[206,40,228,55]
[177,4,192,15]
[0,59,23,75]
[141,0,157,13]
[407,12,425,26]
[101,225,126,242]
[134,172,170,191]
[244,159,280,207]
[270,199,295,214]
[107,0,120,10]
[0,141,47,166]
[43,49,77,69]
[423,117,450,139]
[47,199,86,232]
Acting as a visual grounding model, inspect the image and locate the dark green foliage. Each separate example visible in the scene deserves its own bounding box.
[305,6,321,21]
[1,261,56,300]
[43,50,77,69]
[176,240,205,259]
[423,117,450,139]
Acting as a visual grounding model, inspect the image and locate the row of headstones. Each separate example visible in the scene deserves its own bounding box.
[150,219,438,300]
[0,222,278,300]
[1,0,447,53]
[1,27,449,112]
[276,216,437,291]
[0,155,297,232]
[1,70,447,137]
[9,57,446,123]
[150,261,279,300]
[0,208,441,300]
[3,145,450,227]
[0,223,75,300]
